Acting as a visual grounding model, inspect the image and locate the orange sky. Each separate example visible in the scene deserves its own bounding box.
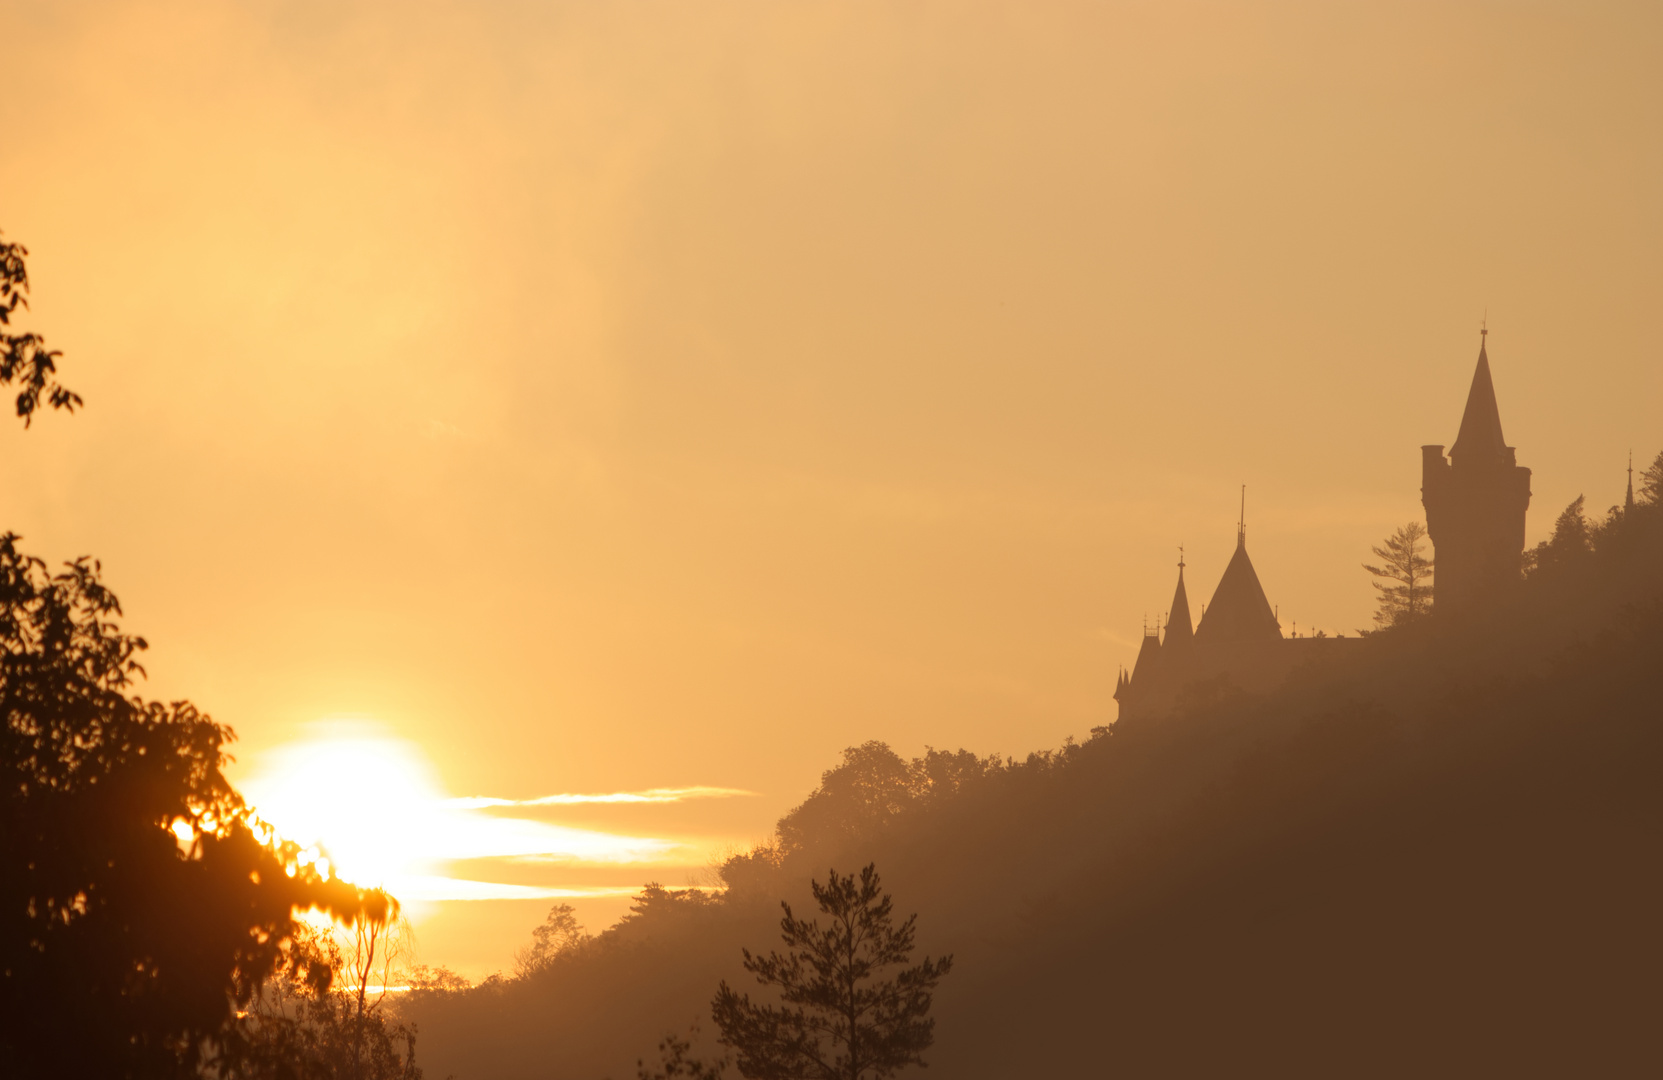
[2,0,1659,974]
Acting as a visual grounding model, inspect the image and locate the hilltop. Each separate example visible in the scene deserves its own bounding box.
[402,483,1663,1079]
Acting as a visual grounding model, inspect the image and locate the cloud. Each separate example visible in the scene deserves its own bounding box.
[445,786,755,809]
[389,877,648,903]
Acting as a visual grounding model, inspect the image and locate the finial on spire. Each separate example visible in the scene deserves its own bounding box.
[1177,544,1185,571]
[1238,485,1246,541]
[1627,449,1636,512]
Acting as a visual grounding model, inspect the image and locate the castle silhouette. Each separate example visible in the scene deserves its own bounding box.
[1114,331,1532,723]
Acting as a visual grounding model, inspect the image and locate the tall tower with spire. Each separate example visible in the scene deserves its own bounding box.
[1421,328,1533,615]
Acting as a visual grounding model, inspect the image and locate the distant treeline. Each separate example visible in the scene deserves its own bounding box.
[396,461,1663,1079]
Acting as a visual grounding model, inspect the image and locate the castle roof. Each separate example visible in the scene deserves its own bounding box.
[1164,563,1194,649]
[1450,336,1508,465]
[1194,531,1281,645]
[1129,629,1163,686]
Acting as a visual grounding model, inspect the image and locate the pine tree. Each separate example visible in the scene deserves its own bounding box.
[711,865,952,1080]
[1363,521,1435,627]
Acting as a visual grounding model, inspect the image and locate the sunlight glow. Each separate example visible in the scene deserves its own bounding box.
[240,726,681,903]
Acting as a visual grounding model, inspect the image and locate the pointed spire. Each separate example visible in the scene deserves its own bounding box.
[1165,549,1194,650]
[1626,450,1636,513]
[1450,325,1508,465]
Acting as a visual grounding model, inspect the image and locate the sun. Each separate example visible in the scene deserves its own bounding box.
[239,728,445,892]
[237,723,683,905]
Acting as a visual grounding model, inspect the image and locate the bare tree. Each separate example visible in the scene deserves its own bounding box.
[324,889,417,1079]
[215,920,423,1080]
[1364,521,1435,627]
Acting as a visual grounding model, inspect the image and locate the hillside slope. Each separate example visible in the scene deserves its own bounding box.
[404,497,1663,1079]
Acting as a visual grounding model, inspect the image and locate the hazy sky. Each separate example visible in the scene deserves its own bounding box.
[2,0,1659,973]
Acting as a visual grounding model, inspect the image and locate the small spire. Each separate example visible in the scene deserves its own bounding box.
[1237,485,1247,548]
[1627,449,1636,513]
[1451,328,1507,463]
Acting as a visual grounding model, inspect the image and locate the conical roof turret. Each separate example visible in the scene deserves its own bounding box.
[1195,526,1281,645]
[1128,626,1163,686]
[1450,331,1508,466]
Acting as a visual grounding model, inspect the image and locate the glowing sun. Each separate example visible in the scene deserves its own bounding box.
[238,724,680,904]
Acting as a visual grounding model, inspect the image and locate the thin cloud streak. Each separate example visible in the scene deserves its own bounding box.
[446,786,756,809]
[392,878,648,903]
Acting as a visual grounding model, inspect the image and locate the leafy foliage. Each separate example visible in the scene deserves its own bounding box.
[776,743,999,854]
[0,535,370,1078]
[1524,495,1592,576]
[1362,521,1434,627]
[712,865,952,1080]
[1640,449,1663,507]
[635,1026,730,1079]
[514,903,592,978]
[0,233,81,424]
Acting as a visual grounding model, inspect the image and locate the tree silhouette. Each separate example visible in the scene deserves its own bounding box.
[1525,496,1593,577]
[0,232,80,424]
[711,864,952,1080]
[0,535,372,1077]
[514,902,591,978]
[217,922,423,1080]
[1638,450,1663,507]
[775,743,999,856]
[636,1025,730,1079]
[1363,521,1435,627]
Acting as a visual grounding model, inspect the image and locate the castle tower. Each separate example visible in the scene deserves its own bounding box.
[1421,330,1532,615]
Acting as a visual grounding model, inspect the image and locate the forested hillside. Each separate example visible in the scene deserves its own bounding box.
[402,479,1663,1079]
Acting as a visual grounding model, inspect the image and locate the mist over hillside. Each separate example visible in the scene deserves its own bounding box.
[401,482,1663,1079]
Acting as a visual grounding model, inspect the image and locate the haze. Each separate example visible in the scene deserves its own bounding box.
[1,0,1658,974]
